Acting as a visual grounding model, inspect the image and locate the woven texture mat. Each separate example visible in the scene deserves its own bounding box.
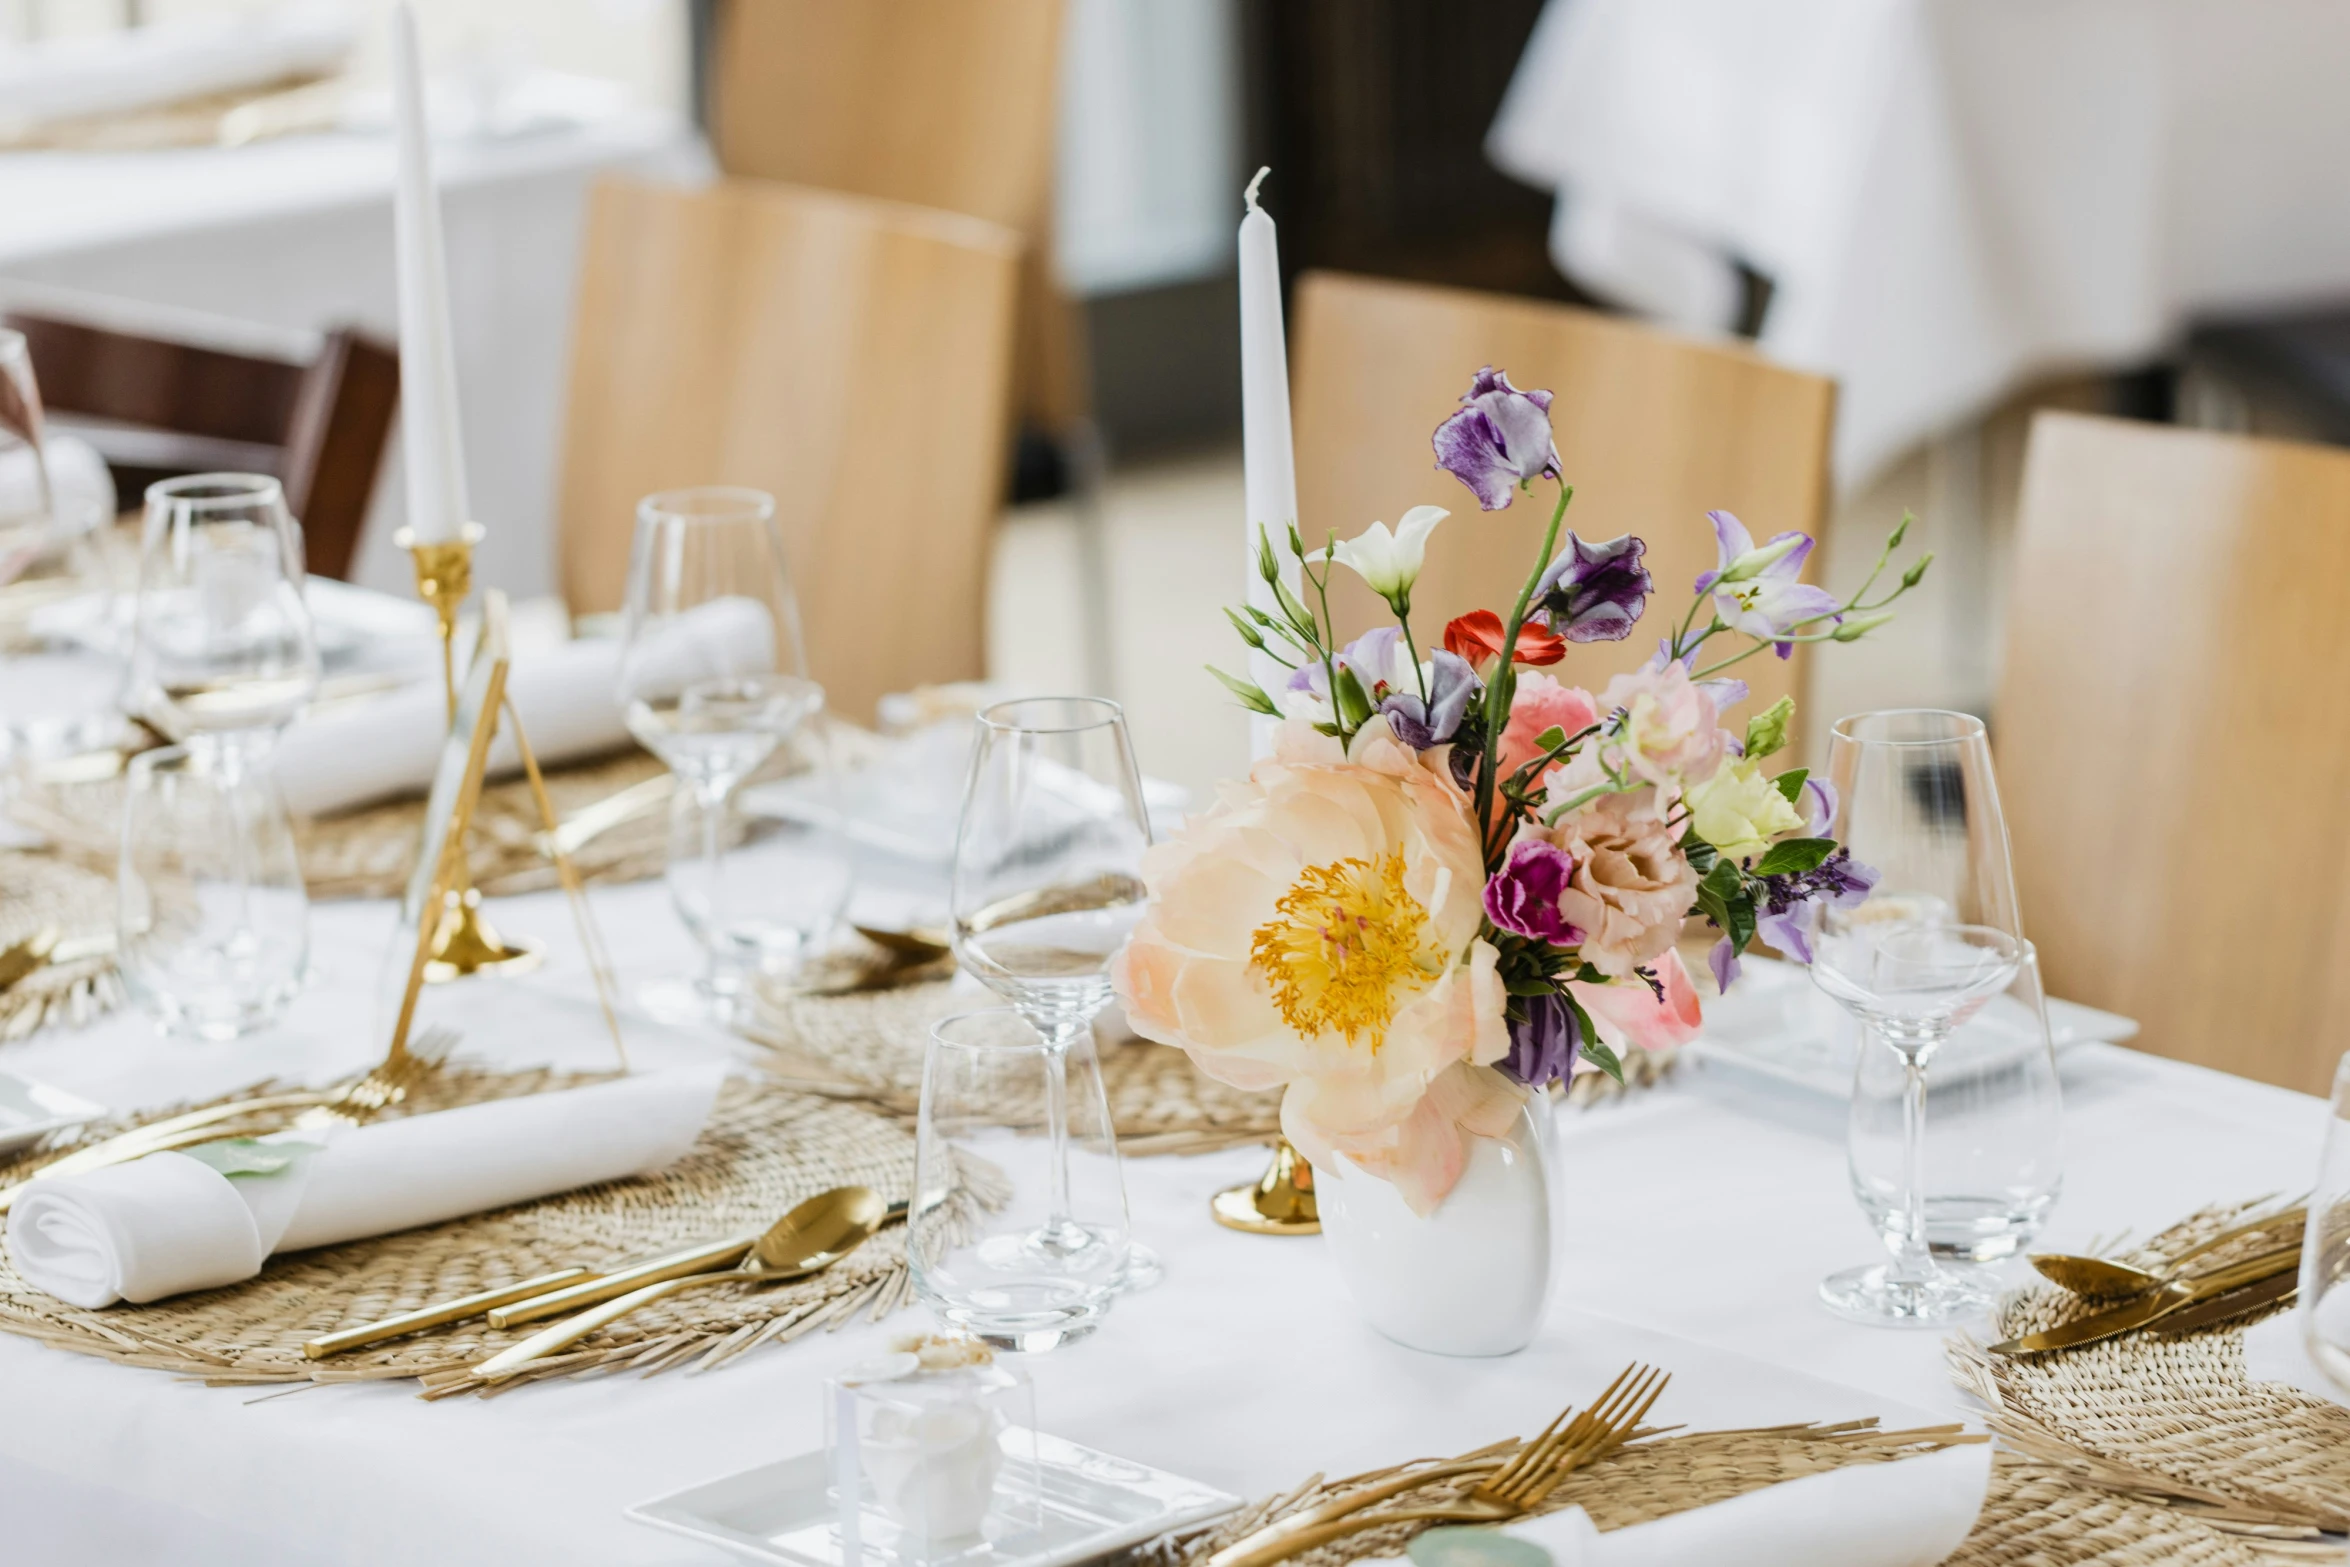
[9,748,672,903]
[1144,1420,1978,1567]
[1944,1201,2350,1562]
[0,1065,1003,1398]
[0,850,121,1039]
[738,981,1683,1157]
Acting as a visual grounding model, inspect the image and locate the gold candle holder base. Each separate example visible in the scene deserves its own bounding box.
[1211,1138,1320,1235]
[395,522,543,984]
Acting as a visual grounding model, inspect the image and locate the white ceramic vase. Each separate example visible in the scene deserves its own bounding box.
[1315,1093,1556,1356]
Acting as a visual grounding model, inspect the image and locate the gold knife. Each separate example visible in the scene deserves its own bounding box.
[1991,1246,2302,1355]
[303,1268,593,1359]
[2148,1268,2299,1337]
[485,1235,755,1328]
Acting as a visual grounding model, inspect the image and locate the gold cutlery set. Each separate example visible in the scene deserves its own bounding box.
[1991,1206,2305,1357]
[306,1183,906,1382]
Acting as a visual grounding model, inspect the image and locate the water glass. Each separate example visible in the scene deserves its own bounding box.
[663,725,853,986]
[127,474,320,739]
[911,1010,1131,1352]
[616,486,833,1018]
[118,742,308,1040]
[2301,1051,2350,1397]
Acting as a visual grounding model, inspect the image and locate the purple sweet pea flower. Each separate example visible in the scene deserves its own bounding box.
[1381,649,1482,750]
[1754,848,1880,964]
[1643,636,1750,714]
[1500,988,1581,1089]
[1531,532,1651,643]
[1798,777,1838,837]
[1709,935,1742,993]
[1432,367,1562,511]
[1482,836,1585,945]
[1699,511,1840,658]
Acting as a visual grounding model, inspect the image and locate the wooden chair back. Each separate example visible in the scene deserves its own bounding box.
[1290,272,1837,732]
[556,176,1022,726]
[1995,411,2350,1093]
[707,0,1082,429]
[3,311,397,579]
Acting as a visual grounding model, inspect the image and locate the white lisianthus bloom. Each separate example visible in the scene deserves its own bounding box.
[1328,506,1447,609]
[1684,755,1805,862]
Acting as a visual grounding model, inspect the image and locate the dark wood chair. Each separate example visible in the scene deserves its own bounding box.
[3,312,398,580]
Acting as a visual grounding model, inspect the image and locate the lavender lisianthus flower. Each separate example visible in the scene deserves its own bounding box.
[1432,367,1562,511]
[1797,777,1838,837]
[1755,848,1880,964]
[1280,626,1417,723]
[1710,935,1742,993]
[1380,649,1482,750]
[1531,532,1652,643]
[1699,511,1840,658]
[1482,835,1585,945]
[1500,988,1581,1089]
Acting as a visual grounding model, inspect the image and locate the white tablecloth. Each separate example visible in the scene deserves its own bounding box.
[0,114,703,600]
[0,855,2335,1562]
[1488,0,2350,485]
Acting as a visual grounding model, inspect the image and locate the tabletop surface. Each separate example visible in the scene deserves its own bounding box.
[0,860,2332,1565]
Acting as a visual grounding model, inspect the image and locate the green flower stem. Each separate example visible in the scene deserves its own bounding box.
[1395,604,1430,703]
[1309,537,1346,744]
[1477,482,1574,853]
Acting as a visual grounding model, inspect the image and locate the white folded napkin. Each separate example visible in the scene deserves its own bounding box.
[1492,1442,1989,1567]
[0,2,357,129]
[271,596,777,816]
[6,1068,723,1308]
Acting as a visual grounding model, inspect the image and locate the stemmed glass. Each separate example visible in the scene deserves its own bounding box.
[2300,1051,2350,1396]
[617,487,829,1022]
[950,697,1158,1292]
[119,474,321,1037]
[1812,708,2040,1324]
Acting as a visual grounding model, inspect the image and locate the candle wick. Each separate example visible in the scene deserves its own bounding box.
[1243,166,1271,213]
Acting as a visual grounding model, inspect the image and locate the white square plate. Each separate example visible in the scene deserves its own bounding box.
[0,1070,103,1157]
[626,1429,1237,1567]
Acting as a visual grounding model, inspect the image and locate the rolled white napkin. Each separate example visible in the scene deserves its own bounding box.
[6,1068,723,1308]
[1496,1442,1990,1567]
[0,2,357,129]
[271,596,777,816]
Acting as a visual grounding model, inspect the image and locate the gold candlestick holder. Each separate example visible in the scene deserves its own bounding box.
[1210,1137,1320,1235]
[395,522,542,983]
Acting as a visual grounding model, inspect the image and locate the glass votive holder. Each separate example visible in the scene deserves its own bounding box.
[827,1334,1039,1564]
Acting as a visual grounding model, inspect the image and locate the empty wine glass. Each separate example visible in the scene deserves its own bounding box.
[2301,1051,2350,1397]
[1813,709,2042,1324]
[911,1009,1132,1351]
[617,487,831,1021]
[951,697,1158,1289]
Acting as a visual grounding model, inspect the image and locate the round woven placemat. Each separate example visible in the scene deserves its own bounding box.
[0,849,121,1038]
[0,1064,1003,1398]
[1943,1201,2350,1561]
[1144,1420,1978,1567]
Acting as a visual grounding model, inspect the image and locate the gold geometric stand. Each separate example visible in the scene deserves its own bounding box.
[395,521,543,984]
[1211,1138,1321,1235]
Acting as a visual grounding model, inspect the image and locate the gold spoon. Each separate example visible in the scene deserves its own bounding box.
[2032,1208,2305,1300]
[472,1186,894,1381]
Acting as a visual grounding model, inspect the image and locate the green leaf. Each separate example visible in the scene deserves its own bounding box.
[1753,836,1837,876]
[1743,696,1795,760]
[1580,1039,1625,1086]
[1535,725,1567,753]
[1723,888,1758,953]
[1773,767,1809,804]
[1206,665,1280,716]
[182,1137,320,1179]
[1678,829,1719,876]
[1700,857,1743,902]
[1505,975,1563,998]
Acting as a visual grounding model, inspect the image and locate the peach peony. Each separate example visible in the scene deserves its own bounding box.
[1111,715,1516,1214]
[1496,671,1600,785]
[1548,789,1698,978]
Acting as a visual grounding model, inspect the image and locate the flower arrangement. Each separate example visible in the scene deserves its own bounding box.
[1112,367,1929,1216]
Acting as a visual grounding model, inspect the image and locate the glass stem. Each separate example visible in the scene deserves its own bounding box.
[1892,1029,1940,1283]
[1034,1015,1090,1238]
[697,776,731,989]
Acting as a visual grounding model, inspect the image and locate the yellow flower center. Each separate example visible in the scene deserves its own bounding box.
[1249,852,1440,1047]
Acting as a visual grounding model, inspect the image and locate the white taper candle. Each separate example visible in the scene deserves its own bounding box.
[1239,168,1300,759]
[391,2,469,545]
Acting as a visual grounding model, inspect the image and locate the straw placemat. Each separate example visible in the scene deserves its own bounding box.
[739,981,1684,1157]
[1942,1200,2350,1561]
[0,1064,1004,1399]
[0,849,122,1039]
[1142,1420,1979,1567]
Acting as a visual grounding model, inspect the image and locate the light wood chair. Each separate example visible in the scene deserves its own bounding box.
[1290,272,1838,733]
[1994,411,2350,1094]
[706,0,1083,430]
[556,177,1022,725]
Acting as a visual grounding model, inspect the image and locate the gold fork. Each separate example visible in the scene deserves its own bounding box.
[0,1027,453,1213]
[1206,1364,1671,1567]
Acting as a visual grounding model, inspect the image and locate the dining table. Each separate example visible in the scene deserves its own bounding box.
[0,809,2337,1563]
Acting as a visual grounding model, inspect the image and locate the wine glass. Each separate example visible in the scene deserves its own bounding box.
[910,1009,1132,1351]
[1812,708,2040,1324]
[951,697,1158,1290]
[617,487,828,1020]
[2301,1051,2350,1396]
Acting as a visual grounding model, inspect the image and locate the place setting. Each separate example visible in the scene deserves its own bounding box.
[7,3,2350,1564]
